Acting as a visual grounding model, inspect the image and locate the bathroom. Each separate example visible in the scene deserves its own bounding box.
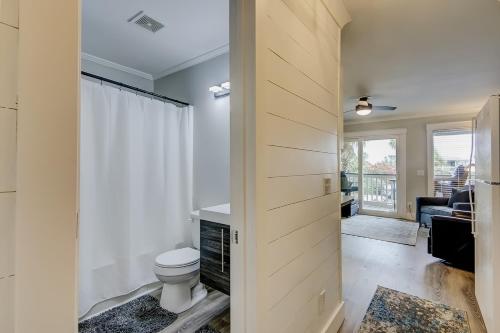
[79,1,231,332]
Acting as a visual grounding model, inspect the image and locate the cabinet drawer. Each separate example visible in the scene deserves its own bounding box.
[200,220,230,295]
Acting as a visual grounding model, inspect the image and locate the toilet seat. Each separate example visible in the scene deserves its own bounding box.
[155,247,200,268]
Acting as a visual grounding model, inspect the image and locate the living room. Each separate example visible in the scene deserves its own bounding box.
[338,0,499,332]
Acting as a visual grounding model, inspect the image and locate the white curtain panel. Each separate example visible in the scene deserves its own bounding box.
[79,79,193,317]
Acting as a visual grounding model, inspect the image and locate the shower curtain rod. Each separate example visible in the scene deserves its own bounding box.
[81,71,190,106]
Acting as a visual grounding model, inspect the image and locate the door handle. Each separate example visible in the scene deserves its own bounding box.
[221,229,224,273]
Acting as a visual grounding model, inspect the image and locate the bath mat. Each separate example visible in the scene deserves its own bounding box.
[78,295,177,333]
[358,286,470,333]
[342,215,419,245]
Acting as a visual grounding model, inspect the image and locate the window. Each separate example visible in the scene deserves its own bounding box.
[427,122,474,197]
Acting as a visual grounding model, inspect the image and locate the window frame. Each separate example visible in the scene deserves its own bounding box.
[426,121,473,197]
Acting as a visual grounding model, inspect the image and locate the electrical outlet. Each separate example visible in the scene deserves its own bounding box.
[324,178,331,195]
[318,289,326,314]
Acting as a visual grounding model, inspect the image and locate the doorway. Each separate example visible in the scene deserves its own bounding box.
[343,130,407,218]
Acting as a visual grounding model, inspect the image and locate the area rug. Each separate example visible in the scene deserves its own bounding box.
[79,295,178,333]
[342,215,419,245]
[358,286,470,333]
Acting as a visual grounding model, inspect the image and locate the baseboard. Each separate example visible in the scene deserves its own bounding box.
[320,301,345,333]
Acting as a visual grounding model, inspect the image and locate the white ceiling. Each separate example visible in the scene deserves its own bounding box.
[82,0,229,79]
[342,0,500,122]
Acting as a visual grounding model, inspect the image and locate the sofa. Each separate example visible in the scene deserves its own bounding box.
[416,187,473,228]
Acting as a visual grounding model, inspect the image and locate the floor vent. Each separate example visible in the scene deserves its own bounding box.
[128,11,164,33]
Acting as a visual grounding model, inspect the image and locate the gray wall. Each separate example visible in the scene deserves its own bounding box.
[344,113,476,219]
[155,53,230,209]
[81,59,154,91]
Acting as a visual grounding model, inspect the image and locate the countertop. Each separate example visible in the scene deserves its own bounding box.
[199,203,230,225]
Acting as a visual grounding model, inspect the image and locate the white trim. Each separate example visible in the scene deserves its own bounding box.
[81,53,154,80]
[230,0,254,331]
[344,129,407,219]
[345,128,407,138]
[154,44,230,79]
[426,120,473,196]
[320,302,345,333]
[344,110,478,125]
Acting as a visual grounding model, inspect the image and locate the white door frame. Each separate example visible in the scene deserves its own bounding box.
[17,1,248,332]
[230,0,255,331]
[345,129,407,219]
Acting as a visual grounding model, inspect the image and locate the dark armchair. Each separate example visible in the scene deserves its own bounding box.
[428,215,474,271]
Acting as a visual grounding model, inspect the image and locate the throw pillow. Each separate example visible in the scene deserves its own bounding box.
[448,189,470,208]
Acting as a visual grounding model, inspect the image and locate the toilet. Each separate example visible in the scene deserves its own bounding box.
[153,211,207,313]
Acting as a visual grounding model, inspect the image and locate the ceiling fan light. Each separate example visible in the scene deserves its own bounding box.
[356,102,373,116]
[356,108,372,116]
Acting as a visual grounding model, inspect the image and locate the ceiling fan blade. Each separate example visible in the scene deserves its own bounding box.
[373,105,397,111]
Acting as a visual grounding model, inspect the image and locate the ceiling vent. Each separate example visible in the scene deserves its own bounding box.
[128,11,164,33]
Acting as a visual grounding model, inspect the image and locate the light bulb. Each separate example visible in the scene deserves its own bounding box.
[209,86,223,93]
[356,108,372,116]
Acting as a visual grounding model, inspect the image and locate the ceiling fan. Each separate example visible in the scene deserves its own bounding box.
[345,96,397,116]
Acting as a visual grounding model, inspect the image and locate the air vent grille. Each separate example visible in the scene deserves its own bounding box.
[133,14,164,33]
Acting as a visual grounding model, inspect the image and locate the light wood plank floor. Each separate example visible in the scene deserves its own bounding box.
[160,288,229,333]
[340,230,486,333]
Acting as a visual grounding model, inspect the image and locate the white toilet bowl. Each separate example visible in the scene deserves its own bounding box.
[153,247,207,313]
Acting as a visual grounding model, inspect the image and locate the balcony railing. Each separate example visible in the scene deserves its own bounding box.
[345,172,397,212]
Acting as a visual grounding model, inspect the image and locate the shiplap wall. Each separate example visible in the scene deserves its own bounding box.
[0,0,18,331]
[254,0,350,332]
[16,0,79,331]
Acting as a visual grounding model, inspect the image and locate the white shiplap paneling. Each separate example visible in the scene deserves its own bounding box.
[266,193,339,243]
[0,276,14,333]
[0,108,16,192]
[0,24,17,109]
[0,0,18,28]
[266,146,337,177]
[257,0,348,331]
[266,113,337,153]
[0,193,15,278]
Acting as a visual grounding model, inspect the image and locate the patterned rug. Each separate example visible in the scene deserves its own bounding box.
[79,295,178,333]
[358,286,471,333]
[342,215,419,245]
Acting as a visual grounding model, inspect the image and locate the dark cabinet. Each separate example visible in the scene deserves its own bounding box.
[200,220,230,295]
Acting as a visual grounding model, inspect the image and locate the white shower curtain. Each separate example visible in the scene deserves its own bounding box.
[79,79,193,317]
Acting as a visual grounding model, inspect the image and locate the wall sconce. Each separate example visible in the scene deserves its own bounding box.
[209,82,231,98]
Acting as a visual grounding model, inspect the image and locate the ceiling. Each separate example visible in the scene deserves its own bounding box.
[82,0,229,79]
[342,0,500,122]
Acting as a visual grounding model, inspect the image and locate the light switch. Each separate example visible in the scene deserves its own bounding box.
[417,170,425,176]
[324,178,331,195]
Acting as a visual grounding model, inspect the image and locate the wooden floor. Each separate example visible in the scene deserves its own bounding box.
[160,288,229,333]
[339,229,486,333]
[206,309,230,333]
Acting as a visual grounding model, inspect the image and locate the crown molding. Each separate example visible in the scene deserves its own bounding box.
[81,53,154,81]
[344,110,478,125]
[153,44,229,80]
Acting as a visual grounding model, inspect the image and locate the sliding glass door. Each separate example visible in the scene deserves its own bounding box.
[361,138,398,214]
[343,131,406,218]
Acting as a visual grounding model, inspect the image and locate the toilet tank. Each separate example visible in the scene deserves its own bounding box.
[191,210,200,250]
